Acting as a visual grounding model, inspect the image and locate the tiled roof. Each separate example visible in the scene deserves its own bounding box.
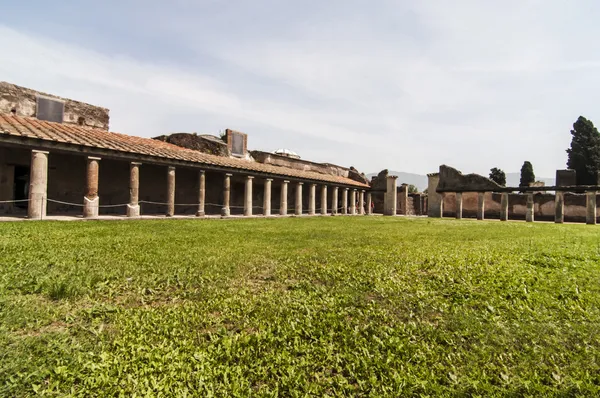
[0,114,369,188]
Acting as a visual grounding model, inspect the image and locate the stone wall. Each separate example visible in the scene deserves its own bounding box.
[0,82,110,130]
[441,191,600,223]
[153,133,229,157]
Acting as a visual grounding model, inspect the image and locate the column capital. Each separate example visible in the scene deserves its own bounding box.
[298,182,304,185]
[32,149,49,155]
[311,183,317,187]
[247,175,254,180]
[199,169,206,174]
[345,187,349,191]
[168,166,176,171]
[225,173,233,177]
[87,156,102,161]
[283,180,289,183]
[265,178,273,182]
[131,161,142,166]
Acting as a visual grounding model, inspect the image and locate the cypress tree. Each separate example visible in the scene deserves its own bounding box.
[519,161,535,187]
[566,116,600,185]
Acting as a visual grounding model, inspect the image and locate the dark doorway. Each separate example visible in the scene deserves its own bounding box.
[13,166,29,209]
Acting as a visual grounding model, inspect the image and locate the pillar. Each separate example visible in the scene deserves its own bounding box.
[280,180,288,216]
[127,162,141,217]
[477,192,485,220]
[384,176,397,216]
[500,192,509,221]
[332,186,339,215]
[196,170,206,217]
[342,188,348,215]
[359,190,365,215]
[263,179,272,216]
[222,173,231,217]
[321,185,328,215]
[399,184,409,215]
[366,192,372,215]
[27,150,49,220]
[83,156,101,218]
[350,189,357,215]
[295,182,303,215]
[586,191,597,225]
[308,183,316,215]
[427,173,442,217]
[455,192,463,220]
[244,176,253,216]
[166,166,175,217]
[526,193,534,223]
[555,191,564,224]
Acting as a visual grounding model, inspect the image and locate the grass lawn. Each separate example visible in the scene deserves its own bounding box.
[1,217,599,397]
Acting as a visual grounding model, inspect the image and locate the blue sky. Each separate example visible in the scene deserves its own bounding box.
[3,0,600,178]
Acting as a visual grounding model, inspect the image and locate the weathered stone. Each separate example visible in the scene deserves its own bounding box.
[437,165,502,192]
[500,192,509,221]
[455,192,463,220]
[526,193,534,222]
[321,185,327,215]
[477,192,485,220]
[197,170,205,217]
[586,191,597,225]
[264,179,272,216]
[153,133,229,157]
[166,167,175,217]
[350,189,357,215]
[280,180,289,216]
[359,190,365,215]
[0,81,110,130]
[427,173,443,217]
[384,176,397,216]
[244,176,253,216]
[222,173,231,217]
[295,182,303,216]
[127,162,141,217]
[366,192,372,215]
[555,191,564,223]
[342,188,348,215]
[332,186,339,215]
[28,150,48,219]
[308,184,316,215]
[83,156,101,218]
[556,169,576,187]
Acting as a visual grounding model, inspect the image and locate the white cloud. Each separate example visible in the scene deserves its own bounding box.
[2,0,600,178]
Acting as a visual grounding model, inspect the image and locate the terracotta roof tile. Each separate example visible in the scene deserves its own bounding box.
[0,114,369,188]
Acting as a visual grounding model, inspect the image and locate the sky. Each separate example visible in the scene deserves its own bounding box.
[2,0,600,178]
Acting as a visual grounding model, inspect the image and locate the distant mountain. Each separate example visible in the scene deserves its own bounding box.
[366,171,555,192]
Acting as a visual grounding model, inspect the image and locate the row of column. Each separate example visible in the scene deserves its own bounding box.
[27,150,373,219]
[447,191,597,225]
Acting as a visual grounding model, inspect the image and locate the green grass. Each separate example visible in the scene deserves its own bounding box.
[1,217,599,397]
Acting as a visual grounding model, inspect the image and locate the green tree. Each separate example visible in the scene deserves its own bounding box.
[489,167,506,186]
[566,116,600,185]
[407,184,418,193]
[519,161,535,187]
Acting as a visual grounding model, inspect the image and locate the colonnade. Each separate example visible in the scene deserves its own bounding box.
[26,150,369,219]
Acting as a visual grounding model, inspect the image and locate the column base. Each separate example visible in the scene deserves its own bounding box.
[127,204,140,217]
[83,196,99,218]
[196,211,205,217]
[221,208,230,217]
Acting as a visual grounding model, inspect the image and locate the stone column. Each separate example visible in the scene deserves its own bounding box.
[427,173,442,217]
[476,192,485,221]
[222,173,231,217]
[244,176,254,216]
[166,166,176,217]
[350,189,357,215]
[384,176,398,216]
[127,162,141,217]
[332,186,339,215]
[342,188,348,215]
[526,193,534,222]
[28,150,49,220]
[280,180,289,216]
[500,192,509,221]
[263,179,272,216]
[366,192,372,215]
[83,156,101,218]
[295,182,303,216]
[455,192,463,220]
[359,190,365,215]
[308,183,316,215]
[399,184,409,215]
[586,191,597,225]
[555,191,564,224]
[321,185,328,215]
[196,170,206,217]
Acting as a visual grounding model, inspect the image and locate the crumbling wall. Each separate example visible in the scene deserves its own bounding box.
[437,164,502,192]
[153,133,229,157]
[0,82,110,130]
